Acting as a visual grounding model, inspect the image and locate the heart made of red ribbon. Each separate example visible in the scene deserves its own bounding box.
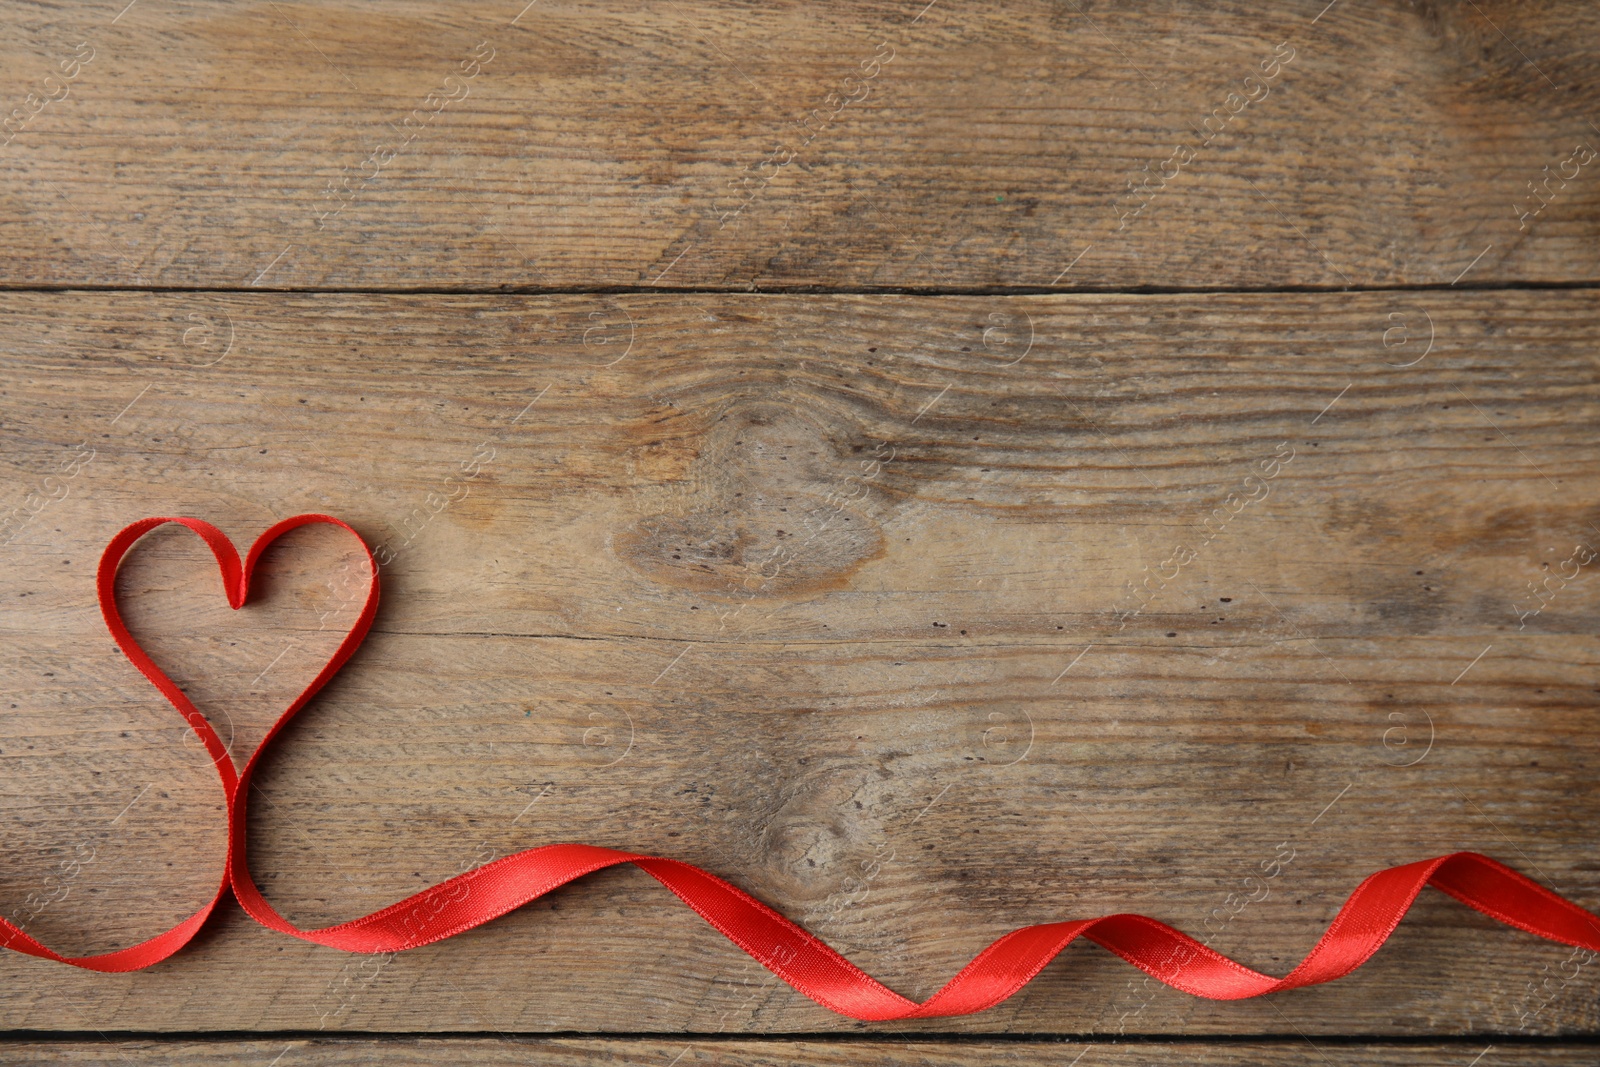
[2,514,1596,1021]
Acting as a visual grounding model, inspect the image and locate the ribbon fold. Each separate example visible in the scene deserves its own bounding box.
[2,515,1596,1021]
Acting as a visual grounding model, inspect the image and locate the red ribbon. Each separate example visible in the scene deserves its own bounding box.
[3,514,1597,1020]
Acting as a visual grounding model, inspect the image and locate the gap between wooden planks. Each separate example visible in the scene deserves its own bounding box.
[0,1037,1591,1067]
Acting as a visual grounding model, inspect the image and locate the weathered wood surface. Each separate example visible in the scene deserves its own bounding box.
[0,292,1596,1036]
[1,0,1598,290]
[0,1038,1588,1067]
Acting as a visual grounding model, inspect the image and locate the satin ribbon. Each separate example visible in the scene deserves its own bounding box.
[2,514,1597,1021]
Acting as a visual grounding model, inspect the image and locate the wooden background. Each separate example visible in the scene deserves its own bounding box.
[1,1,1597,1064]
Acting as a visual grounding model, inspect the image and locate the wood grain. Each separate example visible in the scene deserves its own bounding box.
[0,1038,1592,1067]
[0,291,1596,1035]
[0,1,1597,290]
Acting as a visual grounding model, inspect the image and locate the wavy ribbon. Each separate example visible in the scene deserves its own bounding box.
[2,514,1597,1021]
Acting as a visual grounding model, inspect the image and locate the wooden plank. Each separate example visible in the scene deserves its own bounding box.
[1,1,1598,289]
[0,1037,1592,1066]
[0,291,1597,1036]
